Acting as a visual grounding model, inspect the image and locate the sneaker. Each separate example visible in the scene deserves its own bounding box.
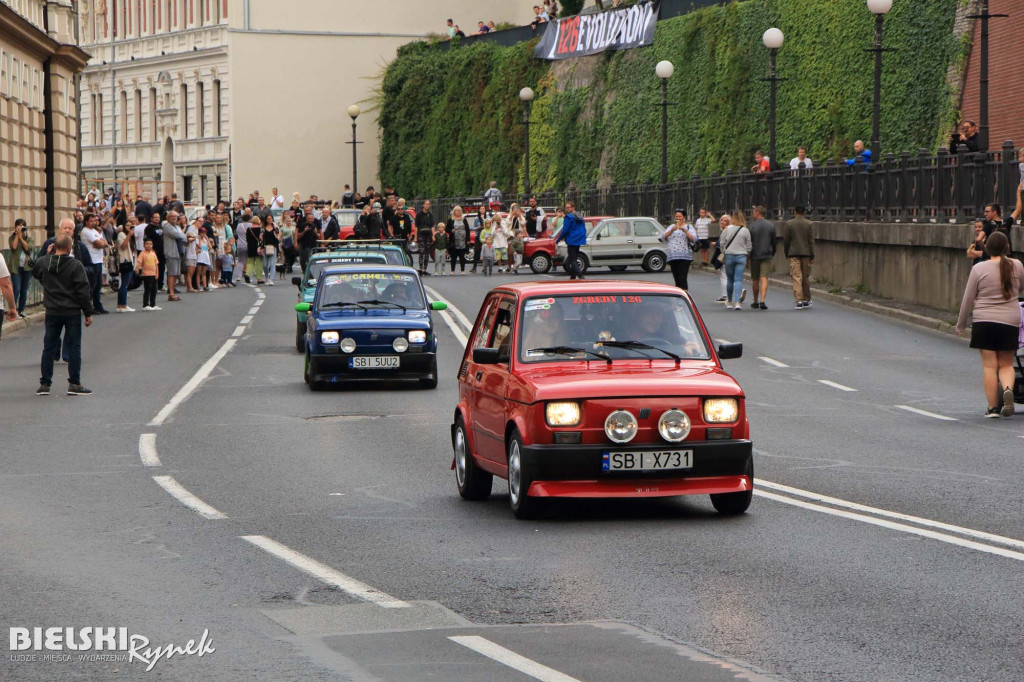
[18,311,27,318]
[244,275,251,283]
[267,281,275,286]
[36,384,51,396]
[795,301,805,309]
[95,308,109,315]
[142,306,152,311]
[739,289,747,303]
[733,303,741,310]
[67,383,92,396]
[984,407,1001,418]
[1001,386,1015,417]
[716,296,727,303]
[759,302,768,310]
[805,300,813,308]
[115,307,124,313]
[750,302,759,309]
[151,306,162,311]
[124,306,136,313]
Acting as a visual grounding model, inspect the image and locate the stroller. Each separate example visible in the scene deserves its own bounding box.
[1016,302,1024,404]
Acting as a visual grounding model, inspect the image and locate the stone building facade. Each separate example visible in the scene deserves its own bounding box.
[1,0,89,240]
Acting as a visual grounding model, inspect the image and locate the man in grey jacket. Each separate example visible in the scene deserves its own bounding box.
[747,205,777,310]
[162,211,185,300]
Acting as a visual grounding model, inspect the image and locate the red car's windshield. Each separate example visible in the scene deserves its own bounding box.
[518,294,709,363]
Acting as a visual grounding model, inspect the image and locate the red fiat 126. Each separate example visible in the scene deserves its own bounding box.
[451,280,752,519]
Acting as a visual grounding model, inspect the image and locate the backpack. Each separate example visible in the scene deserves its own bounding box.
[353,216,369,239]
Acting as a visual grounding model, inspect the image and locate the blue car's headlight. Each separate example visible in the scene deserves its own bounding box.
[321,331,340,345]
[408,330,427,344]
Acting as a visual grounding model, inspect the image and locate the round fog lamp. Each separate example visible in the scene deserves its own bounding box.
[393,337,409,353]
[340,338,356,353]
[658,409,691,442]
[604,410,638,444]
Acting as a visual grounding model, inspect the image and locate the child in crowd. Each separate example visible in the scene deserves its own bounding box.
[433,223,449,276]
[136,238,161,310]
[509,227,525,275]
[481,236,495,276]
[220,244,236,286]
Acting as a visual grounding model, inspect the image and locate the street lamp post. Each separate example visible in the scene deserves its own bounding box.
[866,0,893,162]
[762,28,785,171]
[519,87,535,197]
[655,60,674,186]
[967,0,1009,152]
[347,104,361,195]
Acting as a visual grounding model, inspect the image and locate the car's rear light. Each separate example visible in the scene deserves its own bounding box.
[553,432,581,445]
[706,428,733,440]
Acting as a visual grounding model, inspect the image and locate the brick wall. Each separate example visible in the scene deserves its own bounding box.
[960,0,1024,149]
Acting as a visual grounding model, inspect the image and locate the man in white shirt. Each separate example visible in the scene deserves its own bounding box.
[789,146,814,171]
[79,214,110,314]
[270,187,285,209]
[134,218,148,252]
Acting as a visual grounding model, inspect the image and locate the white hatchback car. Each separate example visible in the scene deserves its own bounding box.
[556,217,667,274]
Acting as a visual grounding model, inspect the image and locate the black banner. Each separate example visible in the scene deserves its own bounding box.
[534,1,660,61]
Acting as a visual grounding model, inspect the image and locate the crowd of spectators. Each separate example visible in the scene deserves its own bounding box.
[443,1,559,39]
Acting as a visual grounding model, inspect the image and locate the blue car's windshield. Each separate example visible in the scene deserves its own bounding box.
[319,272,425,310]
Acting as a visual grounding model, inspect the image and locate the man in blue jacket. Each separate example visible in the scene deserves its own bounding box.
[555,200,588,280]
[844,140,872,166]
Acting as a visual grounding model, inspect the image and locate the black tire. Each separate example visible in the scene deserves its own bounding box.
[420,357,438,389]
[530,252,552,274]
[561,253,589,276]
[710,459,753,515]
[304,349,325,391]
[609,265,628,272]
[454,416,492,500]
[642,251,667,273]
[507,429,541,519]
[295,320,305,353]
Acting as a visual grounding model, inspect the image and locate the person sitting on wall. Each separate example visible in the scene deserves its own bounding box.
[950,120,980,154]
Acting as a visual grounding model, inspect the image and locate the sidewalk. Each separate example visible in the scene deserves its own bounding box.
[690,263,960,336]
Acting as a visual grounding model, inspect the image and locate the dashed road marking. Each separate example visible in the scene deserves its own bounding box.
[424,286,473,333]
[152,475,227,519]
[149,338,237,426]
[240,535,411,608]
[759,356,789,368]
[248,307,260,315]
[232,326,246,337]
[818,379,858,392]
[138,433,161,467]
[240,315,253,324]
[894,405,957,421]
[448,635,581,682]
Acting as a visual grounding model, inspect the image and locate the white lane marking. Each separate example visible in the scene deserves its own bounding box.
[759,480,1024,551]
[755,490,1024,563]
[138,433,161,467]
[240,315,253,324]
[424,286,473,332]
[240,535,410,608]
[149,339,237,426]
[759,356,789,368]
[152,475,227,519]
[248,306,260,314]
[232,326,246,337]
[256,293,265,300]
[895,405,957,421]
[437,309,469,347]
[818,379,858,392]
[448,635,581,682]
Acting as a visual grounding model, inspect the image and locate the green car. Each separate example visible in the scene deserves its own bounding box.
[293,243,413,352]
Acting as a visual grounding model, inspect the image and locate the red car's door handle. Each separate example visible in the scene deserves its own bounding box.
[475,371,483,380]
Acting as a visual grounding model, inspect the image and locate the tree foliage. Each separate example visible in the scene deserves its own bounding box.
[379,0,963,198]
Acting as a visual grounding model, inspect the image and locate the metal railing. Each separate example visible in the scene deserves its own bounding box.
[2,248,44,309]
[432,141,1022,224]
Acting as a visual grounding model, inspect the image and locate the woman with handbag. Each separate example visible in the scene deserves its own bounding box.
[718,211,752,310]
[661,209,697,290]
[115,222,136,312]
[955,231,1024,417]
[260,217,281,286]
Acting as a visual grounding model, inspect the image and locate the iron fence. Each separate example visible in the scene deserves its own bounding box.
[432,141,1021,224]
[2,248,44,309]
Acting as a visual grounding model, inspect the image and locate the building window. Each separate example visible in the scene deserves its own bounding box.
[196,81,204,137]
[120,90,128,143]
[96,93,104,145]
[212,79,221,136]
[180,83,188,138]
[183,175,192,202]
[135,90,143,142]
[150,88,157,141]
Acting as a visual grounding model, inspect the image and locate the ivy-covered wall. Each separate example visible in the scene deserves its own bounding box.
[379,0,966,198]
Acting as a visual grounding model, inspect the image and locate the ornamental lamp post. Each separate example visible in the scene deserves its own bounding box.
[762,28,784,171]
[519,87,535,197]
[866,0,893,163]
[347,104,361,196]
[655,60,674,185]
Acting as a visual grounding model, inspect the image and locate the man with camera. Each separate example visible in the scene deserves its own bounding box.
[7,218,33,318]
[950,120,980,154]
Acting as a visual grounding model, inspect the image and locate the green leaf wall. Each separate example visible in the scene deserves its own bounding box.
[379,0,964,198]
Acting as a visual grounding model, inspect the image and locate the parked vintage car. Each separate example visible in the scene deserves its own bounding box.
[296,265,447,390]
[451,280,751,518]
[554,217,668,274]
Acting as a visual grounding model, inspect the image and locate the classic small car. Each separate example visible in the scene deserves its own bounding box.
[292,243,412,352]
[554,216,668,274]
[296,265,447,390]
[525,216,610,274]
[451,280,751,518]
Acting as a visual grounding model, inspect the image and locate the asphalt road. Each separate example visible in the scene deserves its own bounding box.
[1,263,1022,681]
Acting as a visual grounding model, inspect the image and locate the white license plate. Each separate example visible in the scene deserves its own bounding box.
[602,450,693,472]
[349,356,400,369]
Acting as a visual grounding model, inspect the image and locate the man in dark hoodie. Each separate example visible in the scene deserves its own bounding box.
[32,235,94,396]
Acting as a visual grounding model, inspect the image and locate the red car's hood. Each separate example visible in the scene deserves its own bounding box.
[512,362,742,402]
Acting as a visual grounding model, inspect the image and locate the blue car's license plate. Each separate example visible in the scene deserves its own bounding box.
[349,356,400,369]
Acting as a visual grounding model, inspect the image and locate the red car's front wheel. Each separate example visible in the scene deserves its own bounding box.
[507,429,541,519]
